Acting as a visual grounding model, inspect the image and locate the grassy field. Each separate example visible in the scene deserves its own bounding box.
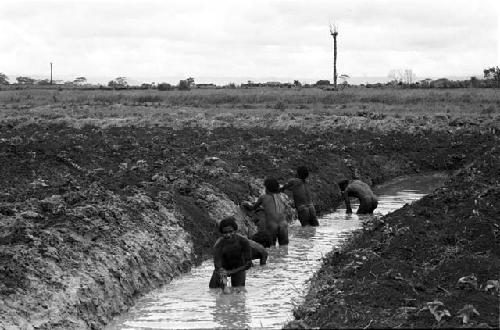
[0,87,498,132]
[0,86,498,329]
[1,87,498,110]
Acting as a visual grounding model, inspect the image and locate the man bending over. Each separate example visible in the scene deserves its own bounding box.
[338,179,378,214]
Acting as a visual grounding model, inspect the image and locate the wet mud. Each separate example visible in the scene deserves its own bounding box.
[0,114,498,329]
[286,145,500,329]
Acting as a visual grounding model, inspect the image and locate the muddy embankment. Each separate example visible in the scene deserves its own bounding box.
[0,110,498,329]
[286,143,500,329]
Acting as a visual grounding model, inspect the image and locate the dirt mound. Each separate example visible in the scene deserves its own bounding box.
[0,120,497,329]
[287,145,500,329]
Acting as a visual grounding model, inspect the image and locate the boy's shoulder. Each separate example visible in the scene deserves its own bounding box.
[259,193,273,201]
[235,233,251,244]
[286,178,303,186]
[350,180,368,188]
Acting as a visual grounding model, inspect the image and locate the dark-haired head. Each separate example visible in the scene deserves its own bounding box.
[337,179,349,192]
[264,177,280,193]
[219,216,238,233]
[297,166,309,180]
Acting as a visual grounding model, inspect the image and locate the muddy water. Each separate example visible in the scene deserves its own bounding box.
[106,173,447,330]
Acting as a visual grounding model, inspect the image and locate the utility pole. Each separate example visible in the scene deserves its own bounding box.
[50,62,53,85]
[329,23,338,90]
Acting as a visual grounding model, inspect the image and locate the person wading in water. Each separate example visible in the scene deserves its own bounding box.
[281,166,319,226]
[209,216,267,293]
[338,179,378,214]
[243,178,289,246]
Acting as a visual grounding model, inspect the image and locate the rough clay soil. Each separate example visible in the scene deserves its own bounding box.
[0,119,498,329]
[286,145,500,329]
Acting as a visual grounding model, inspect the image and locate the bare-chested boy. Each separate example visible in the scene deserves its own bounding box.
[338,179,378,214]
[209,216,268,291]
[281,166,319,227]
[243,178,289,246]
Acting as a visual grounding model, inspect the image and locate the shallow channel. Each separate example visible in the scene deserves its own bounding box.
[106,172,447,330]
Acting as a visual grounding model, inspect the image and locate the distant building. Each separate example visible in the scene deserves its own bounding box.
[265,81,281,87]
[241,81,261,88]
[195,83,216,89]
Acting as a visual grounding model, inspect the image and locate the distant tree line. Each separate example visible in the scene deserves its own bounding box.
[1,66,498,90]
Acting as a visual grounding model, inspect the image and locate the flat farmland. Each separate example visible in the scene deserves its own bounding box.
[0,87,498,329]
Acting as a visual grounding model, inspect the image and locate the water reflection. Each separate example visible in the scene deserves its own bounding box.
[293,226,316,239]
[212,289,250,329]
[106,173,447,330]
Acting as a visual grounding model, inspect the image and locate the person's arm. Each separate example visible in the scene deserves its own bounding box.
[242,195,263,211]
[213,240,223,271]
[225,263,250,275]
[242,237,253,270]
[280,179,297,193]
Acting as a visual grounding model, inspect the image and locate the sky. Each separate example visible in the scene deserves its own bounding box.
[0,0,498,85]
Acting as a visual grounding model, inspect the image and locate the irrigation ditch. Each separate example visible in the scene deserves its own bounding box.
[0,111,498,329]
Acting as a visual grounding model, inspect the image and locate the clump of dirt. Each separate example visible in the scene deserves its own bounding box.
[0,120,497,329]
[286,145,500,329]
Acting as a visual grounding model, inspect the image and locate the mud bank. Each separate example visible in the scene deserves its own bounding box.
[286,144,500,329]
[0,120,497,329]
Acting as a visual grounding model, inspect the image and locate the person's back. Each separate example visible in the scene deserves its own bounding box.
[243,178,289,246]
[338,179,378,214]
[284,178,310,208]
[282,166,319,226]
[346,180,373,203]
[258,193,287,226]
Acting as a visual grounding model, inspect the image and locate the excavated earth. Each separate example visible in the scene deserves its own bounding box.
[286,144,500,329]
[0,104,499,329]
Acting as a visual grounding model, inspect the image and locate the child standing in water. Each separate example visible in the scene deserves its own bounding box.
[281,166,319,227]
[243,178,289,246]
[209,217,253,290]
[209,216,268,292]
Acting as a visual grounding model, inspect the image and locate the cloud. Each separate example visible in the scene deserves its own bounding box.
[0,0,497,81]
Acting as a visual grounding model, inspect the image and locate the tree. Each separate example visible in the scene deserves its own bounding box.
[338,74,350,90]
[73,77,87,85]
[293,80,302,87]
[108,77,128,89]
[484,66,500,87]
[403,69,416,84]
[0,73,9,85]
[419,78,433,88]
[315,80,330,86]
[157,83,172,91]
[388,69,416,85]
[178,79,191,90]
[16,76,35,85]
[37,79,51,85]
[329,23,339,90]
[469,76,480,88]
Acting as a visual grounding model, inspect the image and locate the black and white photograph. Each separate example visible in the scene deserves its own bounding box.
[0,0,499,329]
